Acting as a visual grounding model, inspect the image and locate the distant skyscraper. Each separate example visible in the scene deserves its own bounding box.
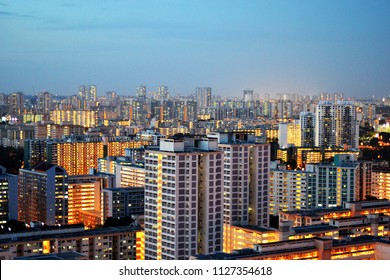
[89,85,97,102]
[136,85,147,101]
[79,85,97,102]
[174,100,197,122]
[243,90,254,102]
[0,93,6,105]
[320,92,344,101]
[196,87,212,108]
[106,91,117,102]
[315,101,358,149]
[300,112,315,147]
[130,99,148,126]
[78,85,87,101]
[36,91,51,115]
[8,92,24,116]
[157,85,169,100]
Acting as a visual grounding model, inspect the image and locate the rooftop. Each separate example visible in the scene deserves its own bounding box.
[0,225,142,245]
[14,252,88,260]
[282,206,348,216]
[32,161,56,172]
[234,225,276,233]
[294,224,336,234]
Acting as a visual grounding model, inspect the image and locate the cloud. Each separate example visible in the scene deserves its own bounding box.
[0,10,34,19]
[0,10,13,16]
[60,3,76,7]
[38,18,194,33]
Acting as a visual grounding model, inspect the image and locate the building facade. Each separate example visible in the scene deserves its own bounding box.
[0,166,18,224]
[315,101,359,149]
[144,138,224,259]
[18,162,69,225]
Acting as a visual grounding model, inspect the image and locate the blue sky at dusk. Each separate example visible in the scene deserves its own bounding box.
[0,0,389,98]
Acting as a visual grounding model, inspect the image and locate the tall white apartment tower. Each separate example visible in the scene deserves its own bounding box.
[208,132,270,251]
[315,101,358,149]
[144,138,223,260]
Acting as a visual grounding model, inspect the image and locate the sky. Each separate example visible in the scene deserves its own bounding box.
[0,0,389,98]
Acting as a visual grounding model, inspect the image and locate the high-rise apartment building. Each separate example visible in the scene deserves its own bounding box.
[278,121,301,148]
[156,85,169,100]
[115,162,145,188]
[269,168,317,215]
[67,175,102,226]
[129,99,148,126]
[144,138,224,259]
[33,122,84,140]
[358,161,373,201]
[79,85,97,102]
[300,112,315,147]
[243,90,254,102]
[89,85,97,102]
[98,155,145,188]
[7,92,24,116]
[174,100,197,122]
[320,92,344,101]
[18,162,69,225]
[36,91,52,115]
[98,156,120,174]
[47,139,104,175]
[136,85,147,101]
[24,139,47,169]
[292,146,360,169]
[306,159,359,208]
[106,91,117,102]
[46,137,147,175]
[270,154,365,212]
[210,132,270,226]
[0,166,18,224]
[50,109,98,128]
[207,132,270,252]
[315,101,359,149]
[372,167,390,201]
[102,187,144,220]
[196,87,212,109]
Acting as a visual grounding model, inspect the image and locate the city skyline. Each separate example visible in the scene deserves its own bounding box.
[1,0,389,98]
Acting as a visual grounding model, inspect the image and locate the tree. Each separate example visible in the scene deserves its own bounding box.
[0,146,24,174]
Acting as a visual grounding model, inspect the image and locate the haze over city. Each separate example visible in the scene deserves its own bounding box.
[1,0,389,98]
[3,0,390,266]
